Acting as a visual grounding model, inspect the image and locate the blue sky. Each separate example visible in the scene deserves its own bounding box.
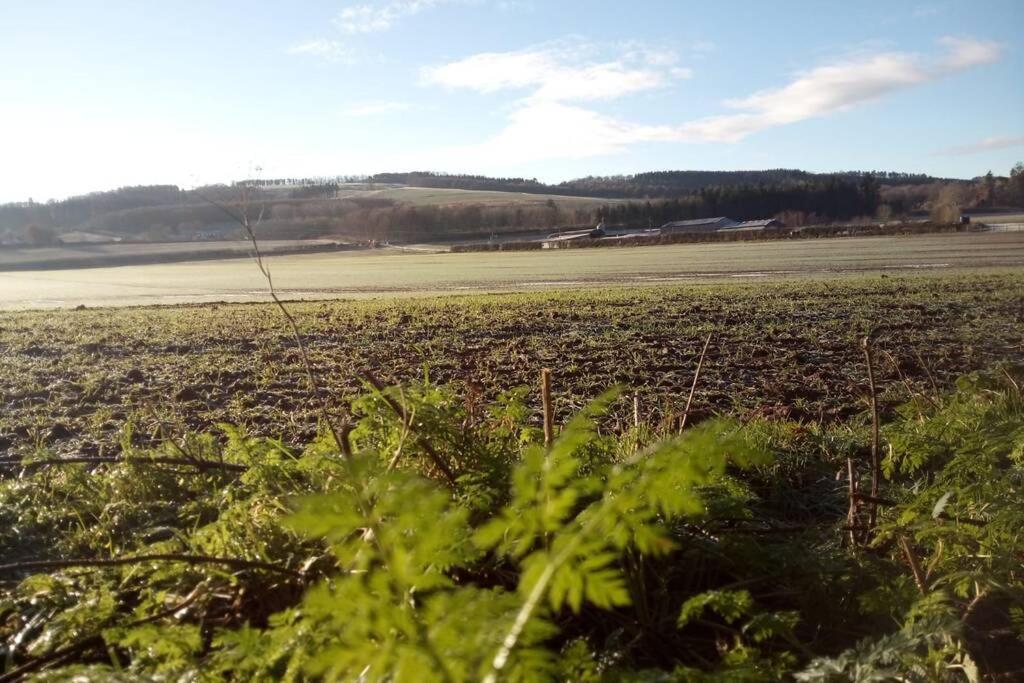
[1,0,1022,202]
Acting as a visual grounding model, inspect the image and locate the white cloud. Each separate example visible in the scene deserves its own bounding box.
[421,41,690,102]
[334,0,469,34]
[433,101,677,165]
[418,36,1004,167]
[287,39,355,63]
[679,36,1002,142]
[941,135,1024,155]
[342,100,412,116]
[419,41,688,165]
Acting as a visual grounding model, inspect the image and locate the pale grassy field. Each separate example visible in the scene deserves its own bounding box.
[1,232,1023,310]
[0,239,344,269]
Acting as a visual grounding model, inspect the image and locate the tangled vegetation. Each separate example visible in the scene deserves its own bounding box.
[1,358,1022,680]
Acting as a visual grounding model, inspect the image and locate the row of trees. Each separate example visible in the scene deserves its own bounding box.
[367,169,942,200]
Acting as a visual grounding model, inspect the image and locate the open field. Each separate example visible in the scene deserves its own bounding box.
[2,231,1023,310]
[2,272,1021,460]
[3,270,1023,679]
[0,239,348,271]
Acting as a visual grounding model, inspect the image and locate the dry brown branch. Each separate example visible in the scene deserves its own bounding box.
[359,369,458,488]
[851,492,896,507]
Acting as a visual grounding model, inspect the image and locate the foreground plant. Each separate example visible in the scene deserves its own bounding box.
[1,368,1022,681]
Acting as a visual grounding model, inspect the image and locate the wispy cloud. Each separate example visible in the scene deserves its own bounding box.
[334,0,471,34]
[940,135,1024,155]
[421,36,1003,166]
[342,100,413,116]
[912,3,943,19]
[291,0,485,63]
[936,35,1001,69]
[287,39,355,63]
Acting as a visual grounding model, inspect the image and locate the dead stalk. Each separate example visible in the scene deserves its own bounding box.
[913,348,941,405]
[846,457,859,546]
[541,368,554,448]
[679,332,713,434]
[862,333,881,531]
[899,535,927,595]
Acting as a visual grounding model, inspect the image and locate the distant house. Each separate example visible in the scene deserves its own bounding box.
[660,217,737,234]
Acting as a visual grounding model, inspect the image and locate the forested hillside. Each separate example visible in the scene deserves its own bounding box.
[2,165,1021,245]
[370,169,945,198]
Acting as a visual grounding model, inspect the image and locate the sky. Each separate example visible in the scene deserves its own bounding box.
[1,0,1022,202]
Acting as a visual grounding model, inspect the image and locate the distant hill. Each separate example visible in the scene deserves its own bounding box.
[0,167,996,246]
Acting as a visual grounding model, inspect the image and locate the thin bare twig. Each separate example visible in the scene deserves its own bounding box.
[881,349,938,413]
[386,394,416,473]
[913,348,941,405]
[679,331,713,434]
[196,185,351,459]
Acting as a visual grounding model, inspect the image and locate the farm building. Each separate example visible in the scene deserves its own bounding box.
[661,217,736,234]
[541,224,607,248]
[541,231,595,249]
[57,231,122,245]
[717,219,783,233]
[661,217,784,234]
